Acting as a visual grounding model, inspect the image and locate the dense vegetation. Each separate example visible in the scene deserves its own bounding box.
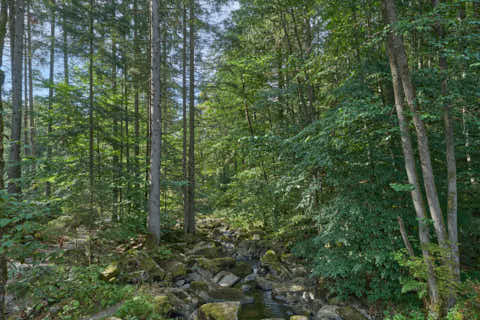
[0,0,479,319]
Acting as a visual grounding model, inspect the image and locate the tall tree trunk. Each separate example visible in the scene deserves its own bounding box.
[185,0,196,234]
[182,0,188,233]
[432,0,460,306]
[133,0,140,200]
[8,0,24,196]
[63,0,68,85]
[124,59,130,209]
[111,0,119,220]
[0,2,9,318]
[89,0,95,214]
[23,38,29,158]
[383,0,448,251]
[46,0,55,197]
[27,2,35,168]
[148,0,162,242]
[385,30,441,312]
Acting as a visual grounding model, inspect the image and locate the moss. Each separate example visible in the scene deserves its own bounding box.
[191,281,209,292]
[208,287,244,301]
[230,261,253,278]
[197,257,236,274]
[260,250,290,279]
[198,302,241,320]
[196,246,222,258]
[100,261,120,281]
[338,306,367,320]
[290,316,308,320]
[153,295,174,315]
[165,260,187,280]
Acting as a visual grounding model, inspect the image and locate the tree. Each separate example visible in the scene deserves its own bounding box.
[148,0,162,242]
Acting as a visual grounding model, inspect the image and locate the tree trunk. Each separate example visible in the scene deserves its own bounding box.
[185,0,196,234]
[182,0,188,233]
[63,0,68,85]
[383,0,441,312]
[23,38,29,158]
[8,0,24,196]
[89,0,95,214]
[383,0,448,252]
[46,0,55,197]
[432,0,460,306]
[0,2,8,317]
[148,0,162,242]
[27,2,35,168]
[111,0,119,220]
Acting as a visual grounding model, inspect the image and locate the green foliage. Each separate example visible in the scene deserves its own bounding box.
[115,295,165,320]
[8,265,133,318]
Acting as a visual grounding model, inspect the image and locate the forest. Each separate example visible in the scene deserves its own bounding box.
[0,0,479,319]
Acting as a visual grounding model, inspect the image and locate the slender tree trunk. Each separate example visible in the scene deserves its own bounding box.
[46,0,55,197]
[124,59,130,208]
[148,0,162,242]
[111,0,119,220]
[185,0,196,234]
[432,0,460,306]
[133,0,140,201]
[63,0,68,85]
[182,0,188,233]
[8,0,24,196]
[89,0,95,214]
[0,2,8,318]
[27,2,35,168]
[23,39,29,158]
[383,0,448,252]
[383,1,441,312]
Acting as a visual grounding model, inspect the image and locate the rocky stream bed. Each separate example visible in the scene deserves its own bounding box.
[6,216,372,320]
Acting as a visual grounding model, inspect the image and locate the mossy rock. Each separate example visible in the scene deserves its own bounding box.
[290,316,308,320]
[198,301,241,320]
[260,250,291,279]
[230,261,253,278]
[100,261,120,281]
[338,306,367,320]
[191,281,210,292]
[37,216,76,241]
[153,295,174,315]
[165,260,187,280]
[208,287,245,301]
[197,257,236,274]
[196,246,223,259]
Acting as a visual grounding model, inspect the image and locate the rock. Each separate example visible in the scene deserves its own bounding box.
[37,215,77,241]
[154,295,174,315]
[100,261,120,281]
[272,282,306,295]
[241,284,251,292]
[190,281,210,292]
[166,260,187,280]
[255,276,275,290]
[338,306,367,320]
[176,279,186,287]
[243,273,256,282]
[315,305,342,320]
[260,250,291,279]
[198,302,241,320]
[230,261,253,278]
[208,287,253,304]
[213,271,240,287]
[290,316,308,320]
[196,257,236,274]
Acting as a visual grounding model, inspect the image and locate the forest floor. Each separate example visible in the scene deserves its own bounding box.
[5,215,373,320]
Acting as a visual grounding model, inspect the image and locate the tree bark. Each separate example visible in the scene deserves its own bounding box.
[8,0,24,196]
[0,2,8,317]
[148,0,162,242]
[383,0,448,253]
[27,2,35,168]
[89,0,95,214]
[46,0,56,197]
[383,0,441,312]
[182,0,188,233]
[185,0,196,234]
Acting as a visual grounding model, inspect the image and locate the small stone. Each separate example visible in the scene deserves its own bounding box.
[217,272,240,287]
[290,316,308,320]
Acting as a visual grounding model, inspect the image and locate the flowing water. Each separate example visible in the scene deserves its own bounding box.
[239,288,294,320]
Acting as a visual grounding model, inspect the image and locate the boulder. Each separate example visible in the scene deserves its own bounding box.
[272,282,306,295]
[208,287,253,304]
[153,295,174,315]
[290,316,308,320]
[165,260,187,280]
[196,257,236,274]
[338,306,368,320]
[100,261,120,281]
[260,250,291,279]
[213,271,240,287]
[198,302,241,320]
[230,261,253,278]
[315,305,343,320]
[255,276,275,291]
